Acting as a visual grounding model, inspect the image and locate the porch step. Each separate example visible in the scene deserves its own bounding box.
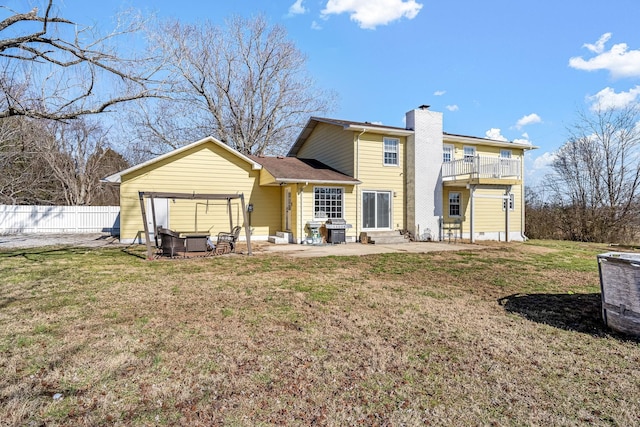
[268,231,292,245]
[360,230,407,245]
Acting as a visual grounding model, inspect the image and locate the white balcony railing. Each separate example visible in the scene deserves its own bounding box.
[442,156,521,181]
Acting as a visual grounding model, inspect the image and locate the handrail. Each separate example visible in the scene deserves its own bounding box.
[442,155,521,180]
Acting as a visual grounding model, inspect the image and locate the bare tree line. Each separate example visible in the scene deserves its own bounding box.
[1,1,332,206]
[526,105,640,244]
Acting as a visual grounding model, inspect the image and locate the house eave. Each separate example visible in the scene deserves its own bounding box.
[444,133,538,150]
[272,178,361,186]
[343,124,413,137]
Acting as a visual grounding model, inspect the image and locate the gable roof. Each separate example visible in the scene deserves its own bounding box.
[102,136,262,184]
[248,155,360,185]
[288,116,414,156]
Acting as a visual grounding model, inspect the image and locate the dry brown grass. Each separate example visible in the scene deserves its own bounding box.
[1,240,639,426]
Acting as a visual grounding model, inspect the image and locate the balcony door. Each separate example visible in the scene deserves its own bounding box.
[362,191,391,229]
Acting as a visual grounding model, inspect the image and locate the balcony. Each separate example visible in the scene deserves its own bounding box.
[442,156,521,184]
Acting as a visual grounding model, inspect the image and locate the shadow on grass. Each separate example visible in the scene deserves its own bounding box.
[498,292,609,336]
[0,244,149,261]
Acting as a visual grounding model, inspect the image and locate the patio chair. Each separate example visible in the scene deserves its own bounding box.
[215,225,242,253]
[157,227,186,257]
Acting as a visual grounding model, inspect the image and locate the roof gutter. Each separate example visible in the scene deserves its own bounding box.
[275,178,361,185]
[344,124,413,137]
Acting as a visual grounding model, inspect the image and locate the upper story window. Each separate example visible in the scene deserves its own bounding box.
[314,187,343,219]
[500,149,512,159]
[463,146,476,162]
[383,137,399,166]
[443,144,454,162]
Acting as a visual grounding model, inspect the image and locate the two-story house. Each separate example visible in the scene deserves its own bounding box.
[104,106,535,244]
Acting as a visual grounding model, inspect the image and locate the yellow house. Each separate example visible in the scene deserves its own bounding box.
[440,133,530,242]
[104,106,536,244]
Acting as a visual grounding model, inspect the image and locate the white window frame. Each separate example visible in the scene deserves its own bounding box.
[463,146,476,163]
[449,191,461,217]
[443,144,454,163]
[502,193,515,211]
[500,149,512,159]
[313,186,344,219]
[383,137,399,166]
[362,190,392,230]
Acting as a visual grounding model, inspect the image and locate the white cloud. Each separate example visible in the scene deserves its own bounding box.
[434,90,446,96]
[445,104,459,111]
[584,33,611,54]
[515,113,542,130]
[532,151,557,171]
[569,33,640,78]
[587,86,640,110]
[321,0,423,30]
[288,0,307,16]
[513,138,531,145]
[311,20,322,30]
[485,128,508,142]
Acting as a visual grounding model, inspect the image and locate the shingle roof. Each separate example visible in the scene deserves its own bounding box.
[248,155,360,184]
[288,116,413,156]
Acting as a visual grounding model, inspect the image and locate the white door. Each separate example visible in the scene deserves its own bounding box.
[285,187,292,231]
[146,198,169,242]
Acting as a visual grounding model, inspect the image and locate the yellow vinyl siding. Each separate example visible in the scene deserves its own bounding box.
[443,185,523,236]
[472,186,522,232]
[357,134,406,230]
[119,142,280,242]
[295,184,357,242]
[296,123,354,175]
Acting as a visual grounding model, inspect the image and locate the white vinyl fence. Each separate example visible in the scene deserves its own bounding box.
[0,205,120,235]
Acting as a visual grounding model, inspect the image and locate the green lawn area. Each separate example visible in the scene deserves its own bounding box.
[1,240,639,425]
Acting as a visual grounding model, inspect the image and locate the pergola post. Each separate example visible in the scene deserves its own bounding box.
[138,191,154,260]
[239,194,252,255]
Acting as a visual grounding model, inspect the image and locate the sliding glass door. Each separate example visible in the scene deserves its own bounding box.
[362,191,391,229]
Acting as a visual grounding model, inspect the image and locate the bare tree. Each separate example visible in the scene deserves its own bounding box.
[547,105,640,242]
[0,0,163,121]
[0,116,127,205]
[0,116,55,204]
[130,15,334,157]
[38,118,128,205]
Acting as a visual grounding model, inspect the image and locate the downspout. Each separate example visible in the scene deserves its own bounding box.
[505,185,511,242]
[356,129,365,241]
[300,182,308,243]
[520,153,528,241]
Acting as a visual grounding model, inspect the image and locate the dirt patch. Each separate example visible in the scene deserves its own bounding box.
[0,233,122,249]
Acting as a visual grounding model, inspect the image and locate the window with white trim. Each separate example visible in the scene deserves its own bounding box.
[383,137,399,166]
[443,144,454,162]
[314,187,343,219]
[449,192,461,217]
[463,146,475,162]
[502,193,515,211]
[500,149,512,158]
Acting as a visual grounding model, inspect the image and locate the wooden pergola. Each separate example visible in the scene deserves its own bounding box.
[138,191,252,260]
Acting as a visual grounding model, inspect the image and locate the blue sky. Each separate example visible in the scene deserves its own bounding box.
[11,0,640,184]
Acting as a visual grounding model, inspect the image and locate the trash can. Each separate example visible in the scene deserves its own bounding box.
[597,252,640,337]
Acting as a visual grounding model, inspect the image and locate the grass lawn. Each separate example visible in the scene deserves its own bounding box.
[1,240,639,426]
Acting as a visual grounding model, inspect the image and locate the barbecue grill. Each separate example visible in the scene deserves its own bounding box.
[324,218,352,244]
